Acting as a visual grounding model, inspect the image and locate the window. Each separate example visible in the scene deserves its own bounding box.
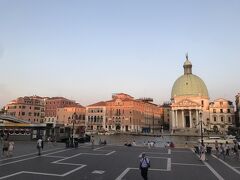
[220,109,223,113]
[228,117,231,123]
[214,117,217,122]
[221,117,224,122]
[201,100,204,107]
[213,109,216,113]
[22,112,25,116]
[227,109,230,113]
[34,107,40,110]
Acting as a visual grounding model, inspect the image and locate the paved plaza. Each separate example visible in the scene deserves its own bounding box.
[0,142,240,180]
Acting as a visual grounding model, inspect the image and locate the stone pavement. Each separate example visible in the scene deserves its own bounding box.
[0,142,239,180]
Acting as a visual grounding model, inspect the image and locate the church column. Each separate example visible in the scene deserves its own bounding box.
[175,110,178,128]
[196,110,199,126]
[189,110,192,128]
[172,110,175,129]
[182,110,185,128]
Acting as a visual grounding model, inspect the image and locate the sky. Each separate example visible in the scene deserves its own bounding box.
[0,0,240,107]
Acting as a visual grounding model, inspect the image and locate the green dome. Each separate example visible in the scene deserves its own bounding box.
[171,74,209,98]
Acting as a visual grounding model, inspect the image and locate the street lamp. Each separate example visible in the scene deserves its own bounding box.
[68,112,77,147]
[196,112,205,145]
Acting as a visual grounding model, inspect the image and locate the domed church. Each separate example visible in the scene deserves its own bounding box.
[170,55,210,133]
[170,55,235,134]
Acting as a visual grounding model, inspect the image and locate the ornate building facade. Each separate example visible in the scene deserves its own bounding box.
[85,102,107,131]
[86,93,163,133]
[209,99,235,133]
[5,96,45,124]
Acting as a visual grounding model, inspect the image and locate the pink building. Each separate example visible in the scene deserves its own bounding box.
[5,96,45,123]
[45,97,78,124]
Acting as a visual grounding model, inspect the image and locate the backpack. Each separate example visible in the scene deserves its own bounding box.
[140,158,150,168]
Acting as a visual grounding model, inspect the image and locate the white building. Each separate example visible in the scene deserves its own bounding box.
[170,55,235,134]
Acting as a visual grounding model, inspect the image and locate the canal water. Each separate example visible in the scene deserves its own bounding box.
[94,134,198,147]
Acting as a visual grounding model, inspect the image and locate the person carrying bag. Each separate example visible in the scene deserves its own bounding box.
[139,153,150,180]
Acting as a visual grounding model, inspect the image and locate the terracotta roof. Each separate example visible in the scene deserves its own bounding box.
[87,101,106,107]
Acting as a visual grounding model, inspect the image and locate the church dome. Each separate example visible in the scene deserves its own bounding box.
[171,55,209,99]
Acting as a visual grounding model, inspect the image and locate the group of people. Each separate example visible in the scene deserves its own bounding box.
[1,138,14,157]
[197,140,240,161]
[214,140,239,160]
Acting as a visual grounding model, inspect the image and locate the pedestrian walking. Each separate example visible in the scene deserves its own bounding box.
[215,140,219,156]
[2,138,9,157]
[199,143,206,161]
[37,137,43,156]
[8,141,14,157]
[139,153,150,180]
[233,141,239,161]
[147,141,151,149]
[0,131,4,144]
[225,141,230,157]
[91,136,94,149]
[219,143,225,160]
[41,138,44,150]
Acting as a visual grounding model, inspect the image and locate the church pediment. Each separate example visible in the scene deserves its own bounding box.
[172,99,200,108]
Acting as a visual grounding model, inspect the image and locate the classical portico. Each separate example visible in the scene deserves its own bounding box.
[171,99,202,130]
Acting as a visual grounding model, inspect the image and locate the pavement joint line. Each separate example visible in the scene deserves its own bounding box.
[168,149,171,154]
[93,146,105,151]
[0,148,72,167]
[61,165,87,176]
[0,172,23,180]
[0,147,63,162]
[92,146,116,153]
[0,150,88,179]
[190,148,224,180]
[0,164,87,179]
[115,167,130,180]
[171,150,192,153]
[148,156,170,159]
[44,155,67,159]
[172,162,206,167]
[212,154,240,175]
[167,158,171,171]
[42,148,73,157]
[142,152,169,155]
[22,171,62,177]
[203,161,224,180]
[52,150,116,164]
[115,166,171,180]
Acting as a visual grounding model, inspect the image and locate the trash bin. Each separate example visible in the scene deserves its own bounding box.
[206,146,212,154]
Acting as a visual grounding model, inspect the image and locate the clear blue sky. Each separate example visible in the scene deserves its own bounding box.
[0,0,239,107]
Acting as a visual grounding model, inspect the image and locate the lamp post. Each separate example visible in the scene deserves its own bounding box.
[198,112,204,145]
[68,112,77,147]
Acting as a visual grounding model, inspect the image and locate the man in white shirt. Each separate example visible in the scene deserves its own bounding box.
[139,153,150,180]
[37,138,43,156]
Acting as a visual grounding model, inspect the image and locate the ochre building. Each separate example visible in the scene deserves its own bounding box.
[86,93,163,133]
